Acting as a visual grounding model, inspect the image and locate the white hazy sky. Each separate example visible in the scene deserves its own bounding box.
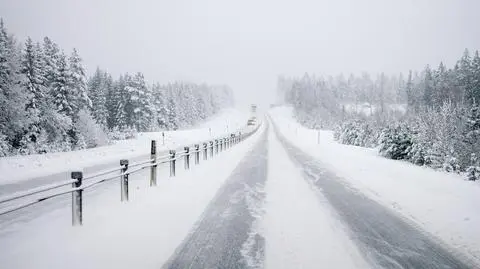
[1,0,479,107]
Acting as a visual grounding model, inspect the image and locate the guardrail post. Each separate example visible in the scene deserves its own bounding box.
[184,147,190,170]
[150,140,157,186]
[194,144,200,165]
[203,142,208,160]
[169,150,176,177]
[210,141,214,157]
[120,159,129,202]
[71,171,83,226]
[215,139,219,155]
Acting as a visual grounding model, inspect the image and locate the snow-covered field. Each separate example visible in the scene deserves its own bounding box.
[269,106,480,263]
[0,120,265,269]
[0,108,249,185]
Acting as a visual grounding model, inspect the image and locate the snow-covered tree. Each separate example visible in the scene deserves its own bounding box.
[19,37,46,153]
[88,67,108,127]
[471,50,480,104]
[124,72,154,131]
[152,83,168,129]
[51,52,73,117]
[0,19,28,149]
[463,104,480,180]
[73,109,108,149]
[68,48,91,115]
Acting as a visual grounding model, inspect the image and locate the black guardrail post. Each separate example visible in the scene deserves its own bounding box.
[71,171,83,226]
[184,147,190,170]
[203,142,208,160]
[170,150,176,177]
[210,141,214,157]
[150,140,157,186]
[120,159,129,202]
[194,144,200,165]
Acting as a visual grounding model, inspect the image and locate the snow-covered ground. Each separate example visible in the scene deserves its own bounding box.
[263,128,368,268]
[0,108,249,185]
[0,121,265,269]
[269,106,480,263]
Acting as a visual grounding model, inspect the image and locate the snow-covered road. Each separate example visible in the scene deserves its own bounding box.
[1,112,478,269]
[161,120,476,268]
[162,125,268,269]
[271,122,474,268]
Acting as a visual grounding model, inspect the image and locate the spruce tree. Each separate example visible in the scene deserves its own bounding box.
[88,67,108,127]
[52,52,73,117]
[457,48,474,104]
[0,19,28,149]
[471,50,480,104]
[423,65,435,107]
[68,48,91,116]
[19,37,46,153]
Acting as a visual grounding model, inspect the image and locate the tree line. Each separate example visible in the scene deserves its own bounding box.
[278,49,480,180]
[0,19,234,156]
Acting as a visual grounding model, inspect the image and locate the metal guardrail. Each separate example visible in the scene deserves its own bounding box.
[0,123,261,226]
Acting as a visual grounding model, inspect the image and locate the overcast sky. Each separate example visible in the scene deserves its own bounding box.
[1,0,479,107]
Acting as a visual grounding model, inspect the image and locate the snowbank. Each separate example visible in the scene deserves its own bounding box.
[270,106,480,263]
[0,108,248,185]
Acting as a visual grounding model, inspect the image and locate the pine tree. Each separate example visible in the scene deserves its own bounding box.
[166,92,177,130]
[471,50,480,104]
[52,52,73,117]
[113,75,128,130]
[88,67,108,127]
[396,73,406,103]
[405,71,416,112]
[19,37,47,153]
[0,19,28,150]
[457,48,474,104]
[42,37,60,89]
[423,65,435,107]
[152,83,168,129]
[123,72,154,131]
[434,62,450,105]
[68,48,91,116]
[463,104,480,180]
